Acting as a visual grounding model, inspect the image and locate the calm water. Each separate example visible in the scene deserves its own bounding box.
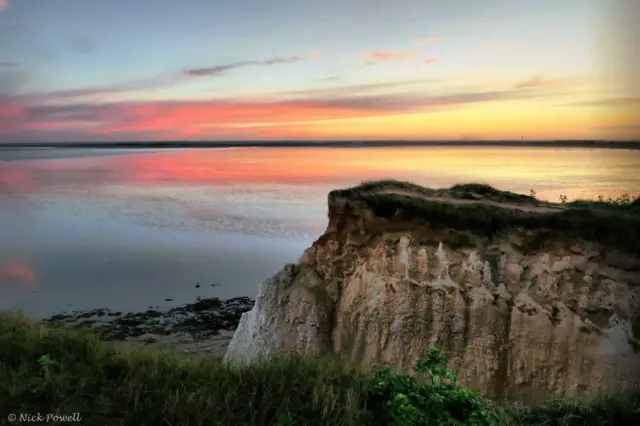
[1,146,639,317]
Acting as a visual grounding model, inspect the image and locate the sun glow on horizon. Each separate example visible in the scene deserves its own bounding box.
[0,0,638,142]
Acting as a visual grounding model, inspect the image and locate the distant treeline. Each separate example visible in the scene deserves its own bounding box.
[1,140,639,149]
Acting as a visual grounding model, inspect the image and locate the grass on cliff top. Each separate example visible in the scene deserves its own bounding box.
[330,179,640,253]
[346,180,539,204]
[2,311,639,426]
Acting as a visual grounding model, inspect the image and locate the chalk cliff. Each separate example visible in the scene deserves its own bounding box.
[225,181,640,402]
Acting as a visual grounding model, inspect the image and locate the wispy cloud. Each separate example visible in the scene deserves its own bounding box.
[10,50,321,101]
[423,58,438,65]
[513,75,555,89]
[316,75,340,82]
[1,68,598,142]
[570,97,640,107]
[513,75,590,90]
[38,74,184,99]
[184,50,320,77]
[0,62,18,67]
[488,42,514,53]
[596,124,640,132]
[1,77,568,142]
[276,78,440,99]
[362,51,420,62]
[414,37,445,46]
[0,0,8,11]
[70,36,95,54]
[0,68,30,97]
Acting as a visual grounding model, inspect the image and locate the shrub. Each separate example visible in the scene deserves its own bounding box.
[361,348,500,425]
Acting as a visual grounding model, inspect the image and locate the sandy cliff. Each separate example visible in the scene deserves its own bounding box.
[225,181,640,402]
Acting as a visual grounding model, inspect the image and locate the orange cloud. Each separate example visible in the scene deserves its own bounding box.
[0,74,604,142]
[414,37,445,46]
[7,87,534,139]
[363,51,420,62]
[423,58,438,65]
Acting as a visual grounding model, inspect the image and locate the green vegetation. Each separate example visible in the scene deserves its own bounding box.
[2,312,639,425]
[330,180,640,253]
[336,180,539,204]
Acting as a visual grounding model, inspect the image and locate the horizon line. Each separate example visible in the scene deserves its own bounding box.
[1,140,640,150]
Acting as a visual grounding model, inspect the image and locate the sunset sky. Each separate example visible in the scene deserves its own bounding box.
[0,0,638,142]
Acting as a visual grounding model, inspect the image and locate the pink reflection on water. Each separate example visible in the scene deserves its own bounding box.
[0,261,35,288]
[0,167,34,193]
[0,147,638,201]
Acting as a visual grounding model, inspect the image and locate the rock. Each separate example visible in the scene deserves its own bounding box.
[226,184,640,403]
[41,296,254,358]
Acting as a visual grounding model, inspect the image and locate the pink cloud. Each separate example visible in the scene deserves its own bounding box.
[0,76,592,142]
[0,0,8,11]
[363,51,420,62]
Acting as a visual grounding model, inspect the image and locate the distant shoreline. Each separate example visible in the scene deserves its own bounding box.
[1,140,640,150]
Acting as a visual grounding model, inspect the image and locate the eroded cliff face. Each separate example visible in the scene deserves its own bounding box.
[225,192,640,402]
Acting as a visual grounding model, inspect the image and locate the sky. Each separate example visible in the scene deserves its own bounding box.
[0,0,638,142]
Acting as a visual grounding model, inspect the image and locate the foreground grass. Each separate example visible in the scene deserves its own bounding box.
[2,312,639,425]
[330,180,640,253]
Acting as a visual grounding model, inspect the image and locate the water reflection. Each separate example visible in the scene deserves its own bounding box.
[0,261,35,287]
[1,147,638,200]
[0,146,638,317]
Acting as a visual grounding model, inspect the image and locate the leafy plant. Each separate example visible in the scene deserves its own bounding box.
[362,348,500,425]
[37,354,59,380]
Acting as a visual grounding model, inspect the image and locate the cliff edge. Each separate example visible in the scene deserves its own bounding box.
[225,180,640,402]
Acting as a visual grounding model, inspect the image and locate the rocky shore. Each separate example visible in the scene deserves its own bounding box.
[42,296,255,357]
